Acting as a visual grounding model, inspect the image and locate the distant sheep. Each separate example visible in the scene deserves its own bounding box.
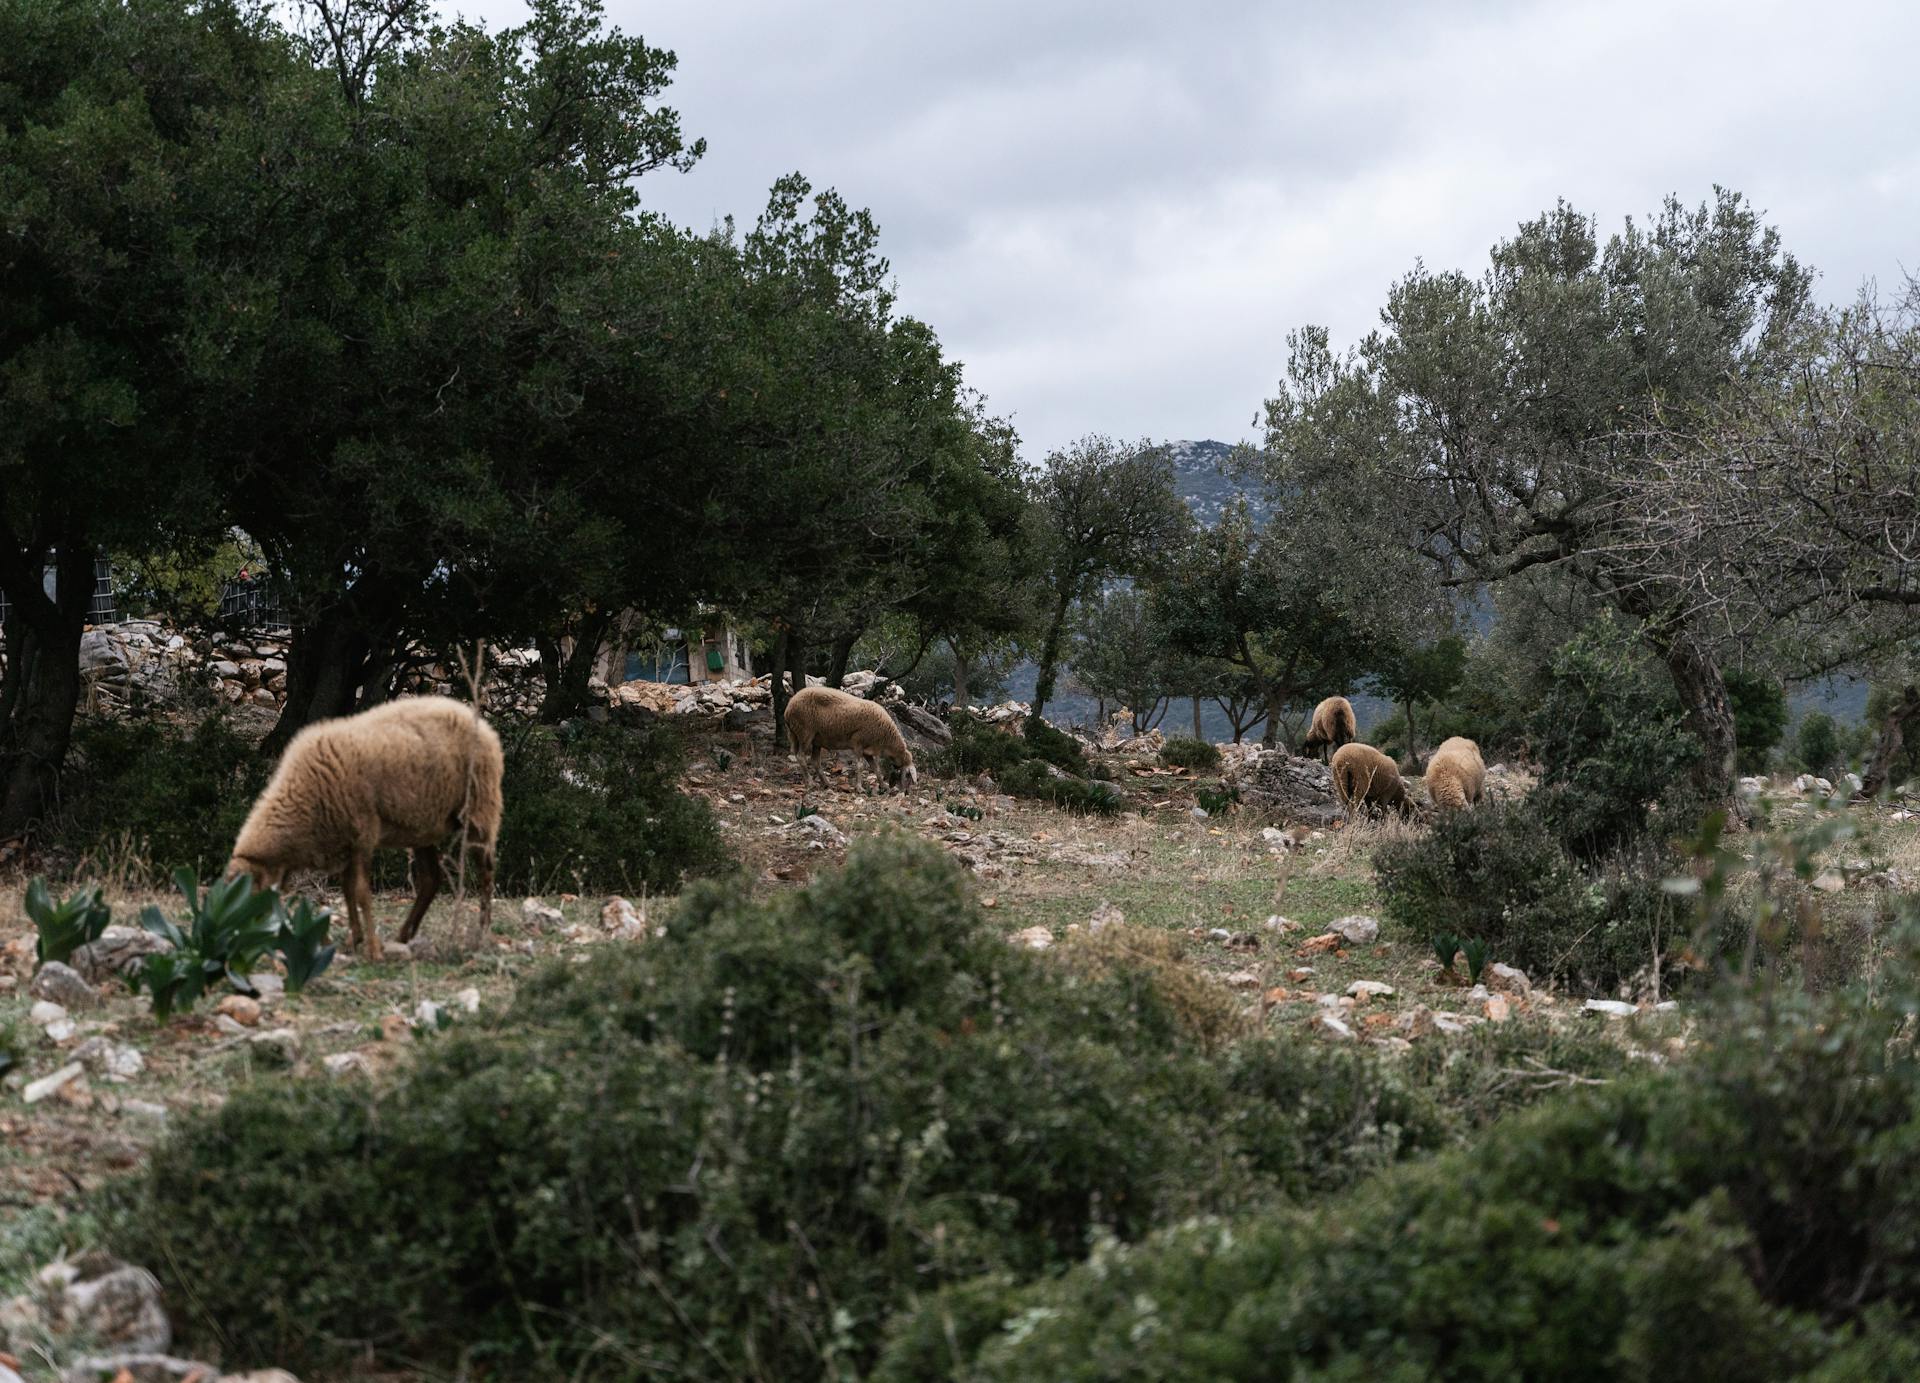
[1330,741,1414,821]
[786,685,918,796]
[226,696,503,961]
[1425,735,1486,812]
[1301,696,1357,762]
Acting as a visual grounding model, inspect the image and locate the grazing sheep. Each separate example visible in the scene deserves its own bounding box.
[1425,735,1486,811]
[226,696,503,961]
[1300,696,1357,762]
[1330,741,1415,821]
[786,685,918,796]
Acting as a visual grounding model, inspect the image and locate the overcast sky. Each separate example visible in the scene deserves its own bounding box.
[457,0,1918,460]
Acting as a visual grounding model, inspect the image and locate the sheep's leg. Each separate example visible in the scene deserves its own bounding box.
[397,846,443,943]
[475,841,496,933]
[347,852,383,962]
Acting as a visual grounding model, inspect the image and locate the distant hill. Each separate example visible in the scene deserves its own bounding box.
[1163,439,1268,527]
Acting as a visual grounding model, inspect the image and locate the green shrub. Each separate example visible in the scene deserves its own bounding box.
[1159,736,1221,770]
[895,941,1920,1380]
[1534,614,1704,859]
[496,718,727,895]
[1726,669,1789,774]
[59,712,264,878]
[930,714,1029,777]
[24,877,110,965]
[116,835,1605,1379]
[1193,780,1237,814]
[1797,711,1842,775]
[1023,715,1090,775]
[131,868,284,1018]
[999,759,1124,815]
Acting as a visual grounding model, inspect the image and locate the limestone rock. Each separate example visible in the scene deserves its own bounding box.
[1228,750,1341,826]
[29,962,98,1010]
[70,926,174,983]
[1328,915,1380,946]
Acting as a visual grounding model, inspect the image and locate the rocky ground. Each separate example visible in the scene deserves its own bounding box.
[1,714,1916,1380]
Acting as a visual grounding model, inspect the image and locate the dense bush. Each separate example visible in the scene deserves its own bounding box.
[1796,710,1842,775]
[888,941,1920,1380]
[495,718,727,894]
[58,712,264,878]
[1725,668,1789,774]
[1023,715,1090,774]
[1534,615,1705,859]
[998,759,1124,815]
[932,713,1030,777]
[1158,735,1221,770]
[1373,801,1696,992]
[111,838,1604,1378]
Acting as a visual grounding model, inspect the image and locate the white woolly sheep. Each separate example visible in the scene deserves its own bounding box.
[1424,735,1486,812]
[1301,696,1357,762]
[1330,741,1415,820]
[226,696,503,960]
[785,685,918,796]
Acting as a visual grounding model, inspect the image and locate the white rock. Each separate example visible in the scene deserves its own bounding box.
[1260,826,1294,851]
[1488,963,1532,995]
[414,1000,445,1029]
[24,1063,86,1104]
[30,961,98,1009]
[213,1015,249,1037]
[1208,927,1233,942]
[1815,777,1835,796]
[1431,1011,1476,1034]
[43,1018,77,1043]
[1346,980,1395,1000]
[1811,869,1846,894]
[1653,1000,1679,1013]
[452,986,482,1014]
[1189,806,1210,820]
[117,1100,169,1124]
[1309,1012,1355,1040]
[323,1052,370,1078]
[1263,915,1302,934]
[522,897,564,925]
[1010,925,1054,951]
[1328,915,1380,945]
[1224,970,1261,989]
[1583,999,1639,1019]
[30,1000,67,1026]
[790,814,849,847]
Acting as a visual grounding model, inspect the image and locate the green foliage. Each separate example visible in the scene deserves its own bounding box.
[931,715,1030,777]
[1725,669,1790,774]
[0,1013,19,1082]
[25,877,110,966]
[59,713,265,880]
[900,931,1920,1379]
[1159,736,1221,770]
[1069,585,1182,734]
[276,897,336,993]
[1534,615,1705,859]
[1376,801,1688,991]
[495,719,727,895]
[131,869,282,1017]
[1193,781,1238,815]
[1461,936,1488,984]
[1797,711,1842,774]
[999,760,1124,816]
[1023,715,1090,774]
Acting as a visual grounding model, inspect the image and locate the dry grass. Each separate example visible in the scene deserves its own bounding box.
[1053,922,1252,1051]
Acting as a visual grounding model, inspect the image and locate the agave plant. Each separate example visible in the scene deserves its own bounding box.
[25,877,112,967]
[1461,937,1490,986]
[276,896,337,993]
[131,868,284,1016]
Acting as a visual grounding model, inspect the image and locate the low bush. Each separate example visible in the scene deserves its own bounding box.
[111,837,1601,1379]
[495,718,728,895]
[1795,710,1842,775]
[25,878,110,966]
[1158,736,1221,771]
[1534,614,1704,860]
[930,714,1030,777]
[58,712,264,879]
[998,759,1124,815]
[891,936,1920,1380]
[1023,715,1091,775]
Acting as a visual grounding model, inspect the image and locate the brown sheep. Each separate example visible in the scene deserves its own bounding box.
[1424,735,1486,811]
[785,685,917,796]
[226,696,503,961]
[1300,696,1357,762]
[1330,741,1415,821]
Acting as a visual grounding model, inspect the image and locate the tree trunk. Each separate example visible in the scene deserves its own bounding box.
[539,609,613,722]
[825,630,858,689]
[1404,698,1423,772]
[264,605,376,758]
[1192,696,1203,740]
[1030,591,1073,725]
[770,627,792,750]
[0,543,90,840]
[1657,629,1738,799]
[1862,684,1920,799]
[1259,685,1286,749]
[950,638,970,710]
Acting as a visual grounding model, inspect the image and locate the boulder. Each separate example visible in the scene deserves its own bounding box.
[69,925,174,983]
[78,629,132,681]
[29,962,99,1010]
[1227,749,1340,826]
[887,700,953,751]
[1328,915,1380,945]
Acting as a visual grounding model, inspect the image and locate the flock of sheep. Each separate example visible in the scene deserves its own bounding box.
[1303,694,1486,820]
[217,686,1480,959]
